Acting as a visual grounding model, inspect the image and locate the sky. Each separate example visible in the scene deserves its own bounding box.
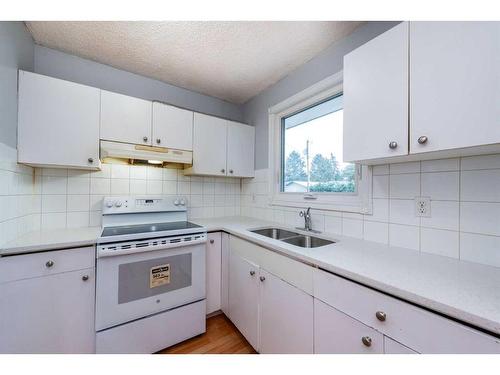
[284,110,352,170]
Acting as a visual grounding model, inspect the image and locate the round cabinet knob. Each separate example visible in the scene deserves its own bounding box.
[156,138,161,144]
[209,239,215,244]
[221,169,225,174]
[115,201,122,207]
[375,311,387,322]
[229,170,234,174]
[143,136,148,142]
[259,276,266,282]
[361,336,372,347]
[249,270,256,276]
[45,260,54,268]
[418,135,428,144]
[389,141,398,149]
[82,275,89,281]
[88,157,94,163]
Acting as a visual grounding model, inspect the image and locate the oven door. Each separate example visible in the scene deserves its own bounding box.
[96,242,205,331]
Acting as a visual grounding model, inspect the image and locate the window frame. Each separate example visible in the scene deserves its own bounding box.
[267,72,373,214]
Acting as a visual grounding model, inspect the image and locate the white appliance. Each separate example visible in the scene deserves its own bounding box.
[95,195,206,354]
[100,140,193,164]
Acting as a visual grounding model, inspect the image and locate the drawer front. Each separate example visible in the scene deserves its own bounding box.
[230,235,313,294]
[0,246,95,284]
[314,299,383,354]
[314,269,500,353]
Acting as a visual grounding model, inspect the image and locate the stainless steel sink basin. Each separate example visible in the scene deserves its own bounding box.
[281,235,335,248]
[250,228,299,240]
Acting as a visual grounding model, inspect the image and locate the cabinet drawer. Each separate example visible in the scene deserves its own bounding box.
[314,269,500,353]
[314,299,383,354]
[0,246,95,284]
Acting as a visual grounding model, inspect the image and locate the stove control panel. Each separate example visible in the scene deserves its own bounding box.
[102,196,188,214]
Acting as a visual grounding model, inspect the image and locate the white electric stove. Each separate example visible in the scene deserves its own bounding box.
[95,195,207,354]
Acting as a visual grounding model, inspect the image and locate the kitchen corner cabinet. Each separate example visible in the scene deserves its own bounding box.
[206,232,222,315]
[152,102,193,150]
[100,90,153,145]
[344,21,500,163]
[0,247,95,353]
[187,113,255,178]
[17,70,101,170]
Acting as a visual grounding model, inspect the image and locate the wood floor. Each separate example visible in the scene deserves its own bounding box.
[158,313,257,354]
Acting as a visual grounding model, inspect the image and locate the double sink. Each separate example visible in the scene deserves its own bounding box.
[250,227,335,248]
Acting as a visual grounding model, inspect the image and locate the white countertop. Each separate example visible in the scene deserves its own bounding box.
[2,216,500,336]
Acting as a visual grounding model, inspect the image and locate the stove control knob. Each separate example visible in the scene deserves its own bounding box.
[115,201,122,208]
[106,201,114,208]
[180,199,186,206]
[174,199,180,206]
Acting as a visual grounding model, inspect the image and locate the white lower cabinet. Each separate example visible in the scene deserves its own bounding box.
[206,232,222,315]
[220,232,230,315]
[314,299,383,354]
[259,269,313,354]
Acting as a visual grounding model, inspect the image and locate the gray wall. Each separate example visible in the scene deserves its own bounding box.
[0,22,34,148]
[242,21,400,169]
[34,45,243,122]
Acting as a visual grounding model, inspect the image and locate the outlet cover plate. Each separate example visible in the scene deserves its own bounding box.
[415,197,431,217]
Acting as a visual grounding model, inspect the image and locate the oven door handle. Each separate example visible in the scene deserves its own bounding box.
[97,237,207,258]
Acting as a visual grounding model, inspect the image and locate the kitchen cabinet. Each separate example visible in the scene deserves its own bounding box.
[17,70,101,170]
[152,102,193,150]
[206,232,222,315]
[100,90,153,145]
[410,22,500,154]
[220,232,230,315]
[343,22,409,162]
[186,113,255,178]
[0,247,96,353]
[228,250,260,349]
[314,299,383,354]
[344,21,500,163]
[259,270,313,354]
[226,121,255,178]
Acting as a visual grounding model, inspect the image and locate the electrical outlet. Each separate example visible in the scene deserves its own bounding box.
[415,197,431,217]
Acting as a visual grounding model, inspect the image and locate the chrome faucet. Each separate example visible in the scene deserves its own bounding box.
[299,207,313,231]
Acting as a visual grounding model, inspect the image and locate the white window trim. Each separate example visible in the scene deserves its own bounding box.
[267,71,373,214]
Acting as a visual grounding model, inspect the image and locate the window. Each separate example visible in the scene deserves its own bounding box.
[281,93,356,194]
[268,72,372,213]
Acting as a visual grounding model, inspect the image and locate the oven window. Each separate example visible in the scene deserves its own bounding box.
[118,253,192,304]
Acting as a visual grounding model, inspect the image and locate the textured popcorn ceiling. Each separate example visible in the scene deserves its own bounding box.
[26,21,363,104]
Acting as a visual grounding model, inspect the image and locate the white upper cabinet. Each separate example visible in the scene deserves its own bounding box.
[190,113,228,176]
[100,90,152,145]
[410,21,500,154]
[18,71,101,170]
[226,121,255,178]
[343,22,409,162]
[152,102,193,150]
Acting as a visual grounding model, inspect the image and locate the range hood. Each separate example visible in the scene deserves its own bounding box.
[100,140,192,164]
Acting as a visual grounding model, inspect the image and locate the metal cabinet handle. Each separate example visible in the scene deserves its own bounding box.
[361,336,372,347]
[249,270,255,276]
[418,135,428,144]
[45,260,54,268]
[156,138,161,144]
[143,136,148,142]
[259,276,265,282]
[209,239,215,244]
[82,275,89,281]
[375,311,387,322]
[229,169,234,174]
[88,157,94,163]
[389,141,398,149]
[221,169,225,174]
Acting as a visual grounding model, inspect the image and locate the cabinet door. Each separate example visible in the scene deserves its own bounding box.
[226,121,255,178]
[228,251,259,350]
[152,102,193,150]
[100,90,152,145]
[410,22,500,154]
[343,22,409,162]
[206,232,222,315]
[259,270,313,354]
[220,232,230,315]
[192,113,227,176]
[17,71,100,169]
[384,336,418,354]
[314,299,383,354]
[0,268,95,353]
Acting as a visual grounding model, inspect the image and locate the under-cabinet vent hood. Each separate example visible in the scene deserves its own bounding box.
[100,141,192,165]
